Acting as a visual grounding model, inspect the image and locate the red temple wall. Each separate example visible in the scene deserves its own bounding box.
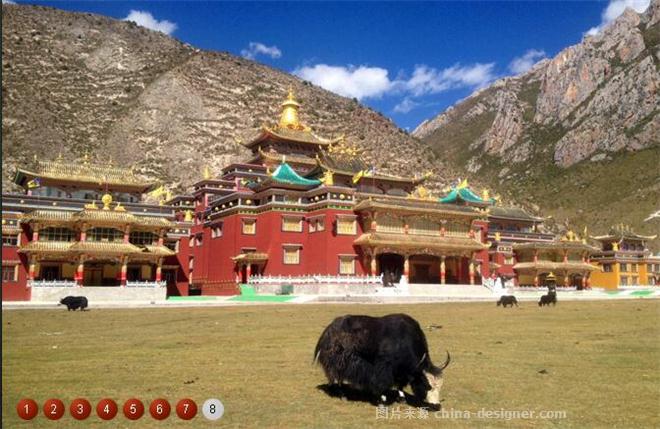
[2,230,30,301]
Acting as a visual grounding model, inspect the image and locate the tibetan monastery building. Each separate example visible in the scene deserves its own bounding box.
[2,156,191,301]
[4,90,638,301]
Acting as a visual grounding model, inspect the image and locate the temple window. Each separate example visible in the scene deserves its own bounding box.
[40,227,74,242]
[189,236,195,247]
[130,231,157,245]
[631,264,638,273]
[620,263,628,272]
[408,217,440,236]
[2,234,18,246]
[2,265,18,283]
[445,221,470,237]
[377,214,404,234]
[211,225,223,238]
[88,227,123,242]
[196,234,203,246]
[283,246,301,265]
[282,216,303,232]
[165,240,179,252]
[339,256,356,275]
[603,264,613,272]
[189,257,194,270]
[309,220,317,233]
[242,218,256,235]
[620,276,628,285]
[336,216,357,235]
[504,256,514,265]
[631,276,639,285]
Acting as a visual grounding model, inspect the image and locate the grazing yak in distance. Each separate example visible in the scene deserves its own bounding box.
[496,295,519,307]
[314,313,450,407]
[539,287,557,307]
[59,296,88,311]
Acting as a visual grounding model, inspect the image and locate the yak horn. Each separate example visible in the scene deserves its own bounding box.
[439,351,451,371]
[416,353,427,368]
[313,350,321,365]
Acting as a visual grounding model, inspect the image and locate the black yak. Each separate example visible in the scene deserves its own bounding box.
[313,313,450,407]
[59,296,88,311]
[538,288,557,307]
[496,295,518,307]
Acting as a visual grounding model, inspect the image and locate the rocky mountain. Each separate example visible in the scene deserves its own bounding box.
[2,4,453,194]
[414,1,660,240]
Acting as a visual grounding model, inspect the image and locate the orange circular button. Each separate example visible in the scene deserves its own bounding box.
[149,398,171,420]
[43,398,65,420]
[123,398,145,420]
[96,398,118,420]
[17,398,39,420]
[70,398,92,420]
[176,398,198,420]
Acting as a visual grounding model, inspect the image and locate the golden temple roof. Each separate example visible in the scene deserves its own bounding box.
[244,90,342,148]
[231,252,269,262]
[141,245,176,257]
[21,210,76,224]
[75,208,137,224]
[15,155,153,191]
[513,241,600,253]
[2,225,23,235]
[19,241,73,253]
[354,198,481,218]
[591,224,657,241]
[69,241,143,254]
[354,232,488,252]
[253,147,318,166]
[134,217,174,228]
[513,261,599,272]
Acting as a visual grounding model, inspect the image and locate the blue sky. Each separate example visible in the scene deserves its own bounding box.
[7,1,651,129]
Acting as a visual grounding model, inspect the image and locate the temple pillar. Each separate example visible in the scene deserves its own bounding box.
[403,255,410,278]
[534,272,539,287]
[156,258,163,283]
[158,229,164,246]
[370,256,377,276]
[563,251,568,263]
[246,264,252,282]
[123,226,130,244]
[28,255,37,281]
[80,225,87,242]
[564,271,569,287]
[533,250,539,263]
[440,255,446,285]
[469,259,475,285]
[581,275,587,289]
[32,225,40,242]
[120,258,128,287]
[76,256,85,286]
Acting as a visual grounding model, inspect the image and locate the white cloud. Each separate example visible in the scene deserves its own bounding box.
[123,10,177,35]
[2,0,17,4]
[293,64,393,100]
[402,63,496,96]
[393,97,420,114]
[586,0,650,35]
[293,62,496,103]
[241,42,282,60]
[508,49,547,75]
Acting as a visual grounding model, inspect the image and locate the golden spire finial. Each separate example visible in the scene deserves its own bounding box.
[482,189,490,201]
[278,88,302,130]
[101,193,113,210]
[184,209,193,222]
[203,165,211,180]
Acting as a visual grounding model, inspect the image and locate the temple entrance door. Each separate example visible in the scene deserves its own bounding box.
[41,265,61,281]
[409,255,440,284]
[377,253,404,283]
[84,268,103,286]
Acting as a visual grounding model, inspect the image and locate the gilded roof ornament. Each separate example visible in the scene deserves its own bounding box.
[184,210,193,222]
[84,200,98,210]
[278,88,305,131]
[114,201,126,212]
[203,165,211,180]
[101,193,113,210]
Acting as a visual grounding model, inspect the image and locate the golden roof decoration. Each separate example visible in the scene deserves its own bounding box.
[84,201,99,210]
[203,165,212,180]
[277,88,307,131]
[184,210,194,222]
[327,136,361,157]
[101,193,113,210]
[18,155,149,188]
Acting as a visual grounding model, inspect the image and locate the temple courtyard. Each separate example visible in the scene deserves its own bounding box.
[3,300,659,428]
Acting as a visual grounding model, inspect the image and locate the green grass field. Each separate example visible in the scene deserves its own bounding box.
[3,300,659,428]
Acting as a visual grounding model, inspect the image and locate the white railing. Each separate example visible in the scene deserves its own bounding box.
[28,280,77,288]
[125,281,166,288]
[248,274,383,285]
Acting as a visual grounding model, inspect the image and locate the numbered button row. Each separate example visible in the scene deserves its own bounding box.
[17,398,224,421]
